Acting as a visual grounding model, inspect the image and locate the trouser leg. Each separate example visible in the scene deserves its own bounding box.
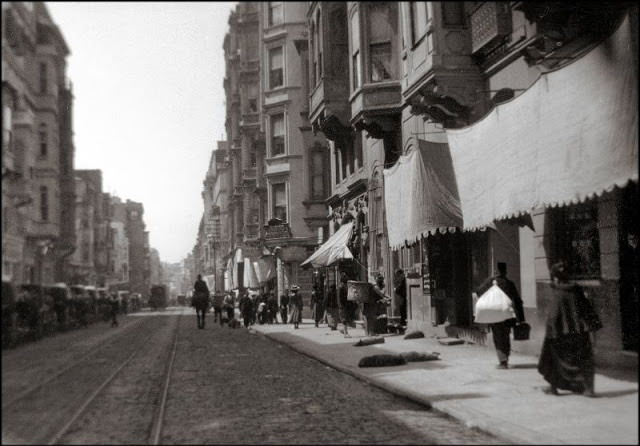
[491,322,511,364]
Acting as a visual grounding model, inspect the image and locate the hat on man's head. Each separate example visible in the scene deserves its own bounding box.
[290,285,300,291]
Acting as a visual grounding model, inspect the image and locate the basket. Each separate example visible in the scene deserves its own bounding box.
[513,322,531,341]
[347,281,371,303]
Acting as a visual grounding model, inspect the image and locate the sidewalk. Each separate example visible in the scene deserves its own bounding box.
[250,319,638,445]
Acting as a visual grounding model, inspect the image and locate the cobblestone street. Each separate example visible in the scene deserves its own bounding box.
[2,310,504,444]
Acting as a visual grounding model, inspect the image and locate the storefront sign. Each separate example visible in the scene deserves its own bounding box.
[265,223,292,240]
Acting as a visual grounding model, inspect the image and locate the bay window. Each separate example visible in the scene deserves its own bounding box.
[350,10,361,90]
[272,183,287,222]
[271,114,285,156]
[368,2,395,82]
[268,1,284,27]
[268,46,284,89]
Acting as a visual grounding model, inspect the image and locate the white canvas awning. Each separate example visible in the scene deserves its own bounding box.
[384,140,462,249]
[446,14,638,230]
[301,222,354,268]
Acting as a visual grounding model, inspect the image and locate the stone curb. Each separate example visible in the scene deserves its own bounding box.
[251,328,544,444]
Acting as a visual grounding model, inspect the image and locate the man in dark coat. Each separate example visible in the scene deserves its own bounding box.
[279,293,289,324]
[193,274,210,329]
[394,269,407,326]
[476,262,525,369]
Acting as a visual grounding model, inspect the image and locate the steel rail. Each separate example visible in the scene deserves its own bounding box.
[1,316,148,410]
[150,313,181,445]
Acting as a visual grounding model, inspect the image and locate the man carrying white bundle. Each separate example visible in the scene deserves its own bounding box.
[475,262,526,369]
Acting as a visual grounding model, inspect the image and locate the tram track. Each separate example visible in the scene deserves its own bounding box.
[1,316,149,410]
[2,312,183,445]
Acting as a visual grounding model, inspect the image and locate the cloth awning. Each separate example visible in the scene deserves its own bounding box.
[446,14,638,230]
[244,258,259,289]
[254,257,275,284]
[301,222,354,268]
[384,140,462,249]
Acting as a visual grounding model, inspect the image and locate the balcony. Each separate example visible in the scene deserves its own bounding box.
[470,2,512,55]
[350,81,402,125]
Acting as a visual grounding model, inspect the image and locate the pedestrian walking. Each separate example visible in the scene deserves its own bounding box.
[324,284,339,331]
[267,291,278,324]
[223,293,235,325]
[289,285,303,329]
[239,291,253,328]
[279,293,289,325]
[338,276,351,338]
[212,292,224,325]
[394,269,407,327]
[538,261,602,397]
[364,275,391,336]
[310,284,324,328]
[476,262,525,369]
[109,293,119,327]
[193,274,210,329]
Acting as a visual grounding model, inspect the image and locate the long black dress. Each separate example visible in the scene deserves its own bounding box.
[538,282,602,392]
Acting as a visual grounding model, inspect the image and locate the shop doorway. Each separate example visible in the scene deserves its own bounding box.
[619,183,639,352]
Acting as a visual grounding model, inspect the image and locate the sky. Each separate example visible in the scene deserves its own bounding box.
[46,2,237,264]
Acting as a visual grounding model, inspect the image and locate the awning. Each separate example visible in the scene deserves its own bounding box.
[446,14,638,230]
[383,140,462,249]
[301,222,354,268]
[254,257,276,284]
[244,258,259,289]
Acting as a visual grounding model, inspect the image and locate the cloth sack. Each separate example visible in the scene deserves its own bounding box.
[474,283,515,324]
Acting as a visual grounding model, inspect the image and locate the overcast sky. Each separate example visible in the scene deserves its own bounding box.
[46,2,237,264]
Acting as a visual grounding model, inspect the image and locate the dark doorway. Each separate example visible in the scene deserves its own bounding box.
[619,183,639,352]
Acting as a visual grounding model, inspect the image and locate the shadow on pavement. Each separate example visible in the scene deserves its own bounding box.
[509,363,538,369]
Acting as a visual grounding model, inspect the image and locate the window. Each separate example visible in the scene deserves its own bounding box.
[310,146,326,200]
[247,83,258,113]
[369,3,395,82]
[271,114,285,156]
[38,124,47,158]
[39,62,47,94]
[40,186,49,221]
[82,242,90,262]
[268,1,284,26]
[2,104,12,153]
[316,9,323,83]
[350,11,361,90]
[334,147,341,184]
[268,47,284,89]
[550,201,601,279]
[354,131,363,170]
[310,21,316,87]
[410,2,428,45]
[272,183,287,222]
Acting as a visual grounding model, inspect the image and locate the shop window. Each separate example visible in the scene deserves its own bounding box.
[368,3,395,82]
[550,201,601,279]
[410,1,428,45]
[268,46,284,89]
[40,186,49,221]
[270,114,285,156]
[272,182,287,222]
[268,1,284,27]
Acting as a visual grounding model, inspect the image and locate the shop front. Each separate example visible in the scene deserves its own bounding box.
[446,13,638,363]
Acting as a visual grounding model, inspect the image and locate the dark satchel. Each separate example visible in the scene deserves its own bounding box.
[513,322,531,341]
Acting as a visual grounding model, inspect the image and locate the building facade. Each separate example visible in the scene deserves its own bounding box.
[2,1,75,286]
